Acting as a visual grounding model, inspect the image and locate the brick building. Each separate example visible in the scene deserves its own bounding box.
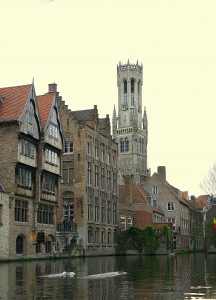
[0,82,63,258]
[118,176,165,230]
[58,96,118,255]
[144,166,192,249]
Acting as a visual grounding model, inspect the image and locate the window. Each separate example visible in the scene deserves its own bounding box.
[120,216,126,230]
[107,201,111,224]
[128,216,133,227]
[107,153,111,165]
[107,170,111,191]
[167,218,176,231]
[131,78,135,93]
[87,142,91,156]
[45,149,57,165]
[94,197,99,222]
[113,202,117,225]
[87,162,91,185]
[101,167,105,190]
[120,138,129,153]
[131,94,134,106]
[49,123,58,139]
[21,139,34,158]
[94,165,99,188]
[18,168,32,189]
[95,228,99,243]
[112,172,116,193]
[64,141,73,154]
[167,203,175,211]
[88,227,92,243]
[108,230,111,244]
[15,200,28,222]
[94,146,98,159]
[101,230,105,243]
[101,150,104,162]
[120,139,125,153]
[101,194,105,223]
[63,197,74,219]
[152,186,158,194]
[42,175,55,194]
[37,203,54,224]
[87,194,92,222]
[123,79,127,93]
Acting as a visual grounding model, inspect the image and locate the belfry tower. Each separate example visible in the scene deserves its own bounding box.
[112,60,148,185]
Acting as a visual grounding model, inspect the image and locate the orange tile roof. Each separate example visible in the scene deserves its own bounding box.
[0,84,32,123]
[37,93,55,128]
[194,195,210,210]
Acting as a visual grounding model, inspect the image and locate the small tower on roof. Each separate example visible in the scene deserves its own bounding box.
[112,59,148,185]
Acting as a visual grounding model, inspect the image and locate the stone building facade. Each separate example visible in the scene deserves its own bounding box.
[58,97,118,255]
[0,82,63,258]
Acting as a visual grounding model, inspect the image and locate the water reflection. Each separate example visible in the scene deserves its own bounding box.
[0,253,216,299]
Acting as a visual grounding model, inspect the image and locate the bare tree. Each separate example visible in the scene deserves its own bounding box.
[200,163,216,196]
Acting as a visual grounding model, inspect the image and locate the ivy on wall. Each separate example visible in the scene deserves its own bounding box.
[117,225,172,255]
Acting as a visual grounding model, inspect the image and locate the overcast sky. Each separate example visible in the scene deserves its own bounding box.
[1,0,216,196]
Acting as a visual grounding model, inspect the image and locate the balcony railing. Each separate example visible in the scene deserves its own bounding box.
[57,222,77,233]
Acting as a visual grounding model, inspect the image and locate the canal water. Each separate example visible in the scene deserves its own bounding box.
[0,253,216,299]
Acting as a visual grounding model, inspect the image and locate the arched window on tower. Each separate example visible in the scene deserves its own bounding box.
[125,138,129,152]
[131,79,135,106]
[123,80,127,93]
[120,138,129,153]
[120,138,125,153]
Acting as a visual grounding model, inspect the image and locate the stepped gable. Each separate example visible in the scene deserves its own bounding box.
[0,84,32,123]
[37,93,55,128]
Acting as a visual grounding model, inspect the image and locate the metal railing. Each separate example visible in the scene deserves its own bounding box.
[57,222,77,232]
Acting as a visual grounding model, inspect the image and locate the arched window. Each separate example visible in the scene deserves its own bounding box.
[123,80,127,93]
[88,226,93,243]
[16,235,23,254]
[120,139,125,153]
[125,138,129,152]
[131,79,135,93]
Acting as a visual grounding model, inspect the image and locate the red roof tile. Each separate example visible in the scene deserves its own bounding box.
[37,93,55,128]
[0,84,32,122]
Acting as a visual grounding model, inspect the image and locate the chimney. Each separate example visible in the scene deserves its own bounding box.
[48,83,57,93]
[157,166,166,181]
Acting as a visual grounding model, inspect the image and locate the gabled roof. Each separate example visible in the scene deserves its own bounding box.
[193,195,210,210]
[37,93,55,128]
[165,182,189,206]
[0,84,32,123]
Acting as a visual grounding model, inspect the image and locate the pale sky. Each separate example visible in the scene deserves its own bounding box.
[1,0,216,196]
